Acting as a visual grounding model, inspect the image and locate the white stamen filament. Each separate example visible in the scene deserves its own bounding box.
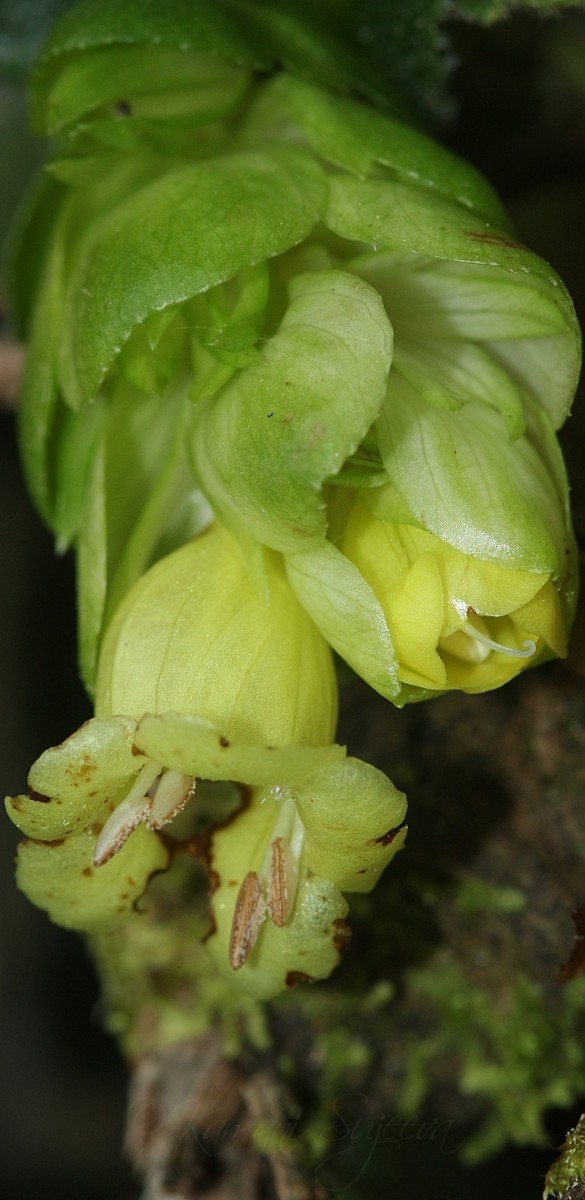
[462,621,536,659]
[263,798,304,927]
[93,760,196,867]
[125,760,163,805]
[93,760,161,866]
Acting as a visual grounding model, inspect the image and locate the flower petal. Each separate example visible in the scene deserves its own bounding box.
[205,794,349,1000]
[134,712,345,788]
[5,716,145,840]
[16,823,168,931]
[294,756,407,892]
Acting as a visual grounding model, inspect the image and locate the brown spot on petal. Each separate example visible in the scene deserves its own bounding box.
[219,736,230,748]
[370,825,403,847]
[66,753,97,784]
[81,867,92,877]
[285,971,314,988]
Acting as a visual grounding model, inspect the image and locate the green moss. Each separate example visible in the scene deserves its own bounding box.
[454,877,527,915]
[88,843,585,1175]
[400,962,585,1162]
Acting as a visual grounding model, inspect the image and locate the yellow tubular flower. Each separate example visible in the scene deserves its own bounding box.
[342,499,566,694]
[95,522,337,747]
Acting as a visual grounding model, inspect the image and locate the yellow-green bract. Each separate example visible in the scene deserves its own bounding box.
[13,0,580,702]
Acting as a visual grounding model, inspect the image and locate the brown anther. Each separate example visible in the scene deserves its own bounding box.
[268,838,289,928]
[228,871,267,971]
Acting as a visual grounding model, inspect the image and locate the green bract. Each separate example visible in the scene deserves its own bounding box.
[13,0,580,698]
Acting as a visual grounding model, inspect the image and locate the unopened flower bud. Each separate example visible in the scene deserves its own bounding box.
[341,499,566,696]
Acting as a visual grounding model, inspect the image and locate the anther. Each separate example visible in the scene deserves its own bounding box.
[229,871,267,970]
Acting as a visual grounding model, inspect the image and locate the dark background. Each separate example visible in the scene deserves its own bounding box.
[2,6,585,1197]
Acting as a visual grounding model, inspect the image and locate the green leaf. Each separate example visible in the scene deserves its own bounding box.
[103,403,205,630]
[251,73,510,226]
[285,542,401,701]
[77,436,107,694]
[101,378,187,586]
[394,339,526,438]
[377,375,572,575]
[58,146,326,406]
[35,44,250,135]
[17,223,66,523]
[28,0,390,133]
[28,0,266,132]
[327,451,388,489]
[327,176,579,358]
[194,261,269,360]
[52,397,104,547]
[191,269,393,552]
[349,250,580,432]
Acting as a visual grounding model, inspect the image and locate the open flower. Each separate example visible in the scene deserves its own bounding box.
[119,711,406,1000]
[5,524,406,996]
